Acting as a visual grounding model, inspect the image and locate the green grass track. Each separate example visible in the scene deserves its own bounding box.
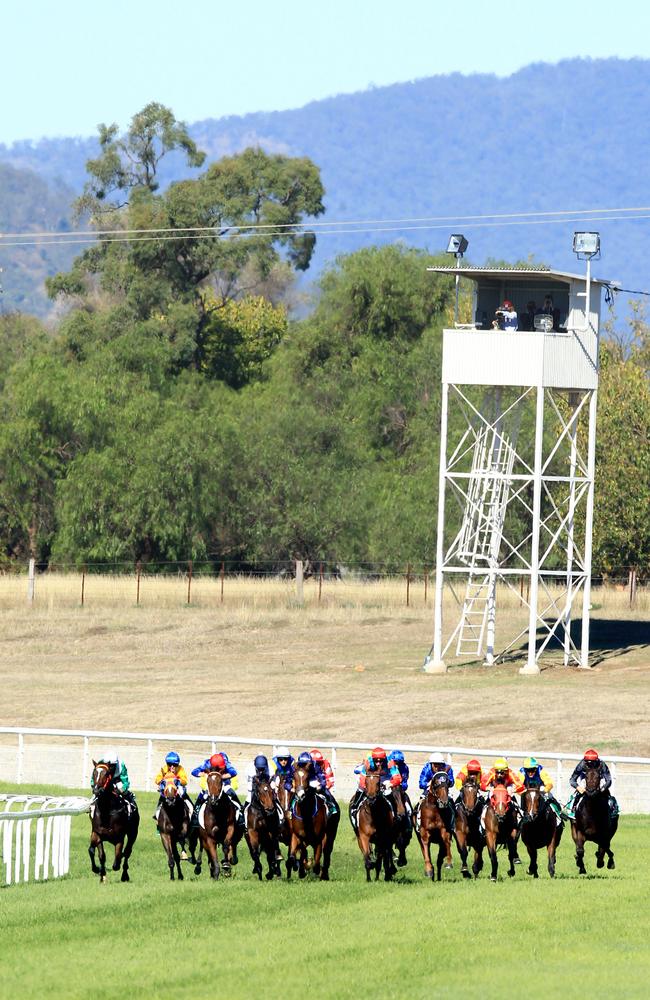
[1,787,648,999]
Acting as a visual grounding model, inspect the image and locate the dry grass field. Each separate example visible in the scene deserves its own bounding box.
[0,573,648,755]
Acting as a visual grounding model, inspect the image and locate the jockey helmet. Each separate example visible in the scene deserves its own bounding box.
[275,746,290,758]
[467,759,482,772]
[371,747,387,759]
[389,750,405,762]
[502,300,514,310]
[584,748,600,763]
[165,751,181,766]
[254,754,269,770]
[428,750,446,764]
[523,757,538,770]
[103,749,119,764]
[494,757,509,771]
[310,749,324,762]
[297,752,312,766]
[209,753,225,769]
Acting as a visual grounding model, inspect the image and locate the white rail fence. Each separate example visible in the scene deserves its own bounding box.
[1,726,649,812]
[1,794,90,885]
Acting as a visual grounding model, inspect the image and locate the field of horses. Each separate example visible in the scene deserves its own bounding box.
[0,785,648,1000]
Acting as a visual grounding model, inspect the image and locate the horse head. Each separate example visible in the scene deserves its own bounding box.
[430,771,449,807]
[460,778,480,815]
[584,767,603,797]
[490,785,511,822]
[254,776,277,816]
[364,772,382,801]
[206,769,224,805]
[292,766,313,802]
[520,787,542,823]
[92,762,114,795]
[162,775,181,801]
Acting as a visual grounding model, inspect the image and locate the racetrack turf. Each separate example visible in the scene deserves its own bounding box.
[1,787,648,1000]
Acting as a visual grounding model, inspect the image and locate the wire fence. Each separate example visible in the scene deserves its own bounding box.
[0,560,646,612]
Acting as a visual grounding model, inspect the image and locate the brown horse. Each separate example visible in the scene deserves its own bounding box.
[273,778,292,847]
[415,771,454,881]
[519,788,563,878]
[484,786,519,882]
[286,764,332,880]
[454,778,485,879]
[245,776,283,881]
[571,767,618,874]
[88,762,139,883]
[352,771,395,882]
[157,774,191,881]
[194,770,243,880]
[388,784,413,868]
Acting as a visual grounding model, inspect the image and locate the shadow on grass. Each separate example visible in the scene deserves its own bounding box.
[484,616,650,669]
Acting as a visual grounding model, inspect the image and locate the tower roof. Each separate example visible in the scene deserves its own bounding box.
[427,265,618,286]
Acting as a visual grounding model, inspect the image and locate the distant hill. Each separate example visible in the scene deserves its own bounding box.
[1,57,649,317]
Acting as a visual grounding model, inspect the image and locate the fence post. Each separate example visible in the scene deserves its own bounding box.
[220,561,225,604]
[318,562,323,603]
[81,565,86,607]
[187,560,193,605]
[295,560,304,604]
[17,732,24,784]
[136,561,142,606]
[424,566,428,605]
[27,559,35,605]
[82,736,90,789]
[146,740,153,792]
[406,563,411,607]
[556,758,563,800]
[629,568,637,608]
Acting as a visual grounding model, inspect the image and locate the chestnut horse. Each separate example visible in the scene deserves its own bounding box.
[194,770,243,880]
[352,771,395,882]
[519,788,563,878]
[415,771,454,881]
[157,774,190,881]
[88,762,139,883]
[454,778,485,879]
[484,786,519,882]
[245,776,283,881]
[286,763,333,880]
[571,767,618,874]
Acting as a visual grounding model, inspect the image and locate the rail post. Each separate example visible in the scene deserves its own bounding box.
[17,732,24,784]
[136,561,142,606]
[220,561,225,604]
[82,736,90,789]
[81,565,86,607]
[406,563,411,607]
[424,566,428,605]
[318,562,323,603]
[187,560,193,605]
[27,559,35,605]
[145,740,153,792]
[295,560,304,605]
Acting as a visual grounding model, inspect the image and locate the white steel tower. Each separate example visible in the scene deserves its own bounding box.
[424,241,615,674]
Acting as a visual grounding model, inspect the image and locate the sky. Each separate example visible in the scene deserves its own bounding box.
[3,0,650,145]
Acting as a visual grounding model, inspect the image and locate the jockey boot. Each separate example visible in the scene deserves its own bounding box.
[608,796,620,820]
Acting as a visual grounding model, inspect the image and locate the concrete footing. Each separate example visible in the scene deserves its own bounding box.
[423,658,448,674]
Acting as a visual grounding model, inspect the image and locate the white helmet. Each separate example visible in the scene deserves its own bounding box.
[275,746,290,758]
[103,749,119,764]
[428,750,446,764]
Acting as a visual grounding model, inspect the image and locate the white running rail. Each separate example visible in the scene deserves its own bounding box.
[0,794,90,885]
[1,726,650,812]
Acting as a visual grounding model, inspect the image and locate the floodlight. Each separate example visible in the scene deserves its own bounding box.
[446,234,468,257]
[573,232,600,258]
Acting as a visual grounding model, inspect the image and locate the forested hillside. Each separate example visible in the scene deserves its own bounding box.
[2,58,650,316]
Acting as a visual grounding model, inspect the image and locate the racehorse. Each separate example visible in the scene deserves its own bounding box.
[484,785,519,882]
[88,761,139,883]
[351,771,395,882]
[454,778,485,879]
[156,774,191,880]
[193,770,243,880]
[274,779,292,847]
[245,775,282,881]
[519,788,563,878]
[415,771,454,881]
[286,762,333,880]
[571,766,618,874]
[389,784,413,868]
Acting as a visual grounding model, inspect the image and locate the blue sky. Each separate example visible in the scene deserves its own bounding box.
[3,0,650,144]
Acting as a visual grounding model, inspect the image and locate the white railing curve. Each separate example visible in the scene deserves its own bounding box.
[0,794,90,885]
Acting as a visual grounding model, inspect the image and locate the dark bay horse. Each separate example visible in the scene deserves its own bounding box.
[571,768,618,874]
[415,771,454,881]
[88,762,139,883]
[389,784,413,868]
[287,763,333,880]
[454,778,485,879]
[484,786,519,882]
[194,770,243,880]
[245,776,282,881]
[520,788,563,878]
[273,779,292,848]
[157,774,190,880]
[352,772,395,882]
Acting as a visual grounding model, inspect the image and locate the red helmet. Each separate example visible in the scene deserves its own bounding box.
[371,747,387,759]
[502,300,514,310]
[467,759,481,772]
[210,753,225,769]
[310,749,324,762]
[584,749,600,762]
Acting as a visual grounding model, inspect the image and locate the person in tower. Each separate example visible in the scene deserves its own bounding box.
[495,299,518,331]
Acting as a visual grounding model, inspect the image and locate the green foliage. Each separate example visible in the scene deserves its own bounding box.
[201,295,288,388]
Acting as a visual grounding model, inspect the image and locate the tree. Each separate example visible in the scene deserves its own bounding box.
[200,294,288,388]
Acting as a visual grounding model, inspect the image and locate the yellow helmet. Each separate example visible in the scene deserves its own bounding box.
[494,757,509,771]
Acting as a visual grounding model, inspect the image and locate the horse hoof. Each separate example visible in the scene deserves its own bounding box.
[444,863,453,870]
[194,865,202,876]
[319,871,329,881]
[265,872,274,881]
[533,872,539,879]
[513,856,522,865]
[607,858,615,870]
[112,861,121,871]
[121,873,130,882]
[180,850,189,861]
[100,875,107,884]
[490,875,497,882]
[596,857,605,869]
[178,872,184,881]
[424,870,434,879]
[507,870,515,878]
[461,869,471,879]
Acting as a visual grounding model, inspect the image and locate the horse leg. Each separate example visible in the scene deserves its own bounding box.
[88,832,101,875]
[383,840,394,882]
[485,830,498,882]
[420,829,434,880]
[112,839,124,872]
[606,846,615,870]
[171,836,183,881]
[312,836,323,877]
[472,846,484,878]
[204,837,220,880]
[97,839,107,883]
[286,832,300,879]
[526,842,538,878]
[298,844,308,879]
[596,843,606,869]
[247,829,263,880]
[160,831,175,880]
[547,839,556,878]
[571,824,587,874]
[507,832,517,877]
[455,830,470,879]
[320,835,332,882]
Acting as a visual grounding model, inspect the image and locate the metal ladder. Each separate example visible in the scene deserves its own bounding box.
[456,427,516,656]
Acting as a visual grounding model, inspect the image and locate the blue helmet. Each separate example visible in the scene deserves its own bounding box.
[389,750,405,763]
[165,751,180,765]
[297,752,312,766]
[254,754,268,770]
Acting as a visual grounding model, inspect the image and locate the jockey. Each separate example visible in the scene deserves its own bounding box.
[454,758,484,791]
[519,756,562,822]
[93,750,138,810]
[310,748,339,816]
[191,751,244,829]
[246,754,272,802]
[349,747,401,820]
[153,750,192,820]
[418,751,455,797]
[563,749,618,820]
[481,757,524,795]
[388,750,410,790]
[271,746,295,791]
